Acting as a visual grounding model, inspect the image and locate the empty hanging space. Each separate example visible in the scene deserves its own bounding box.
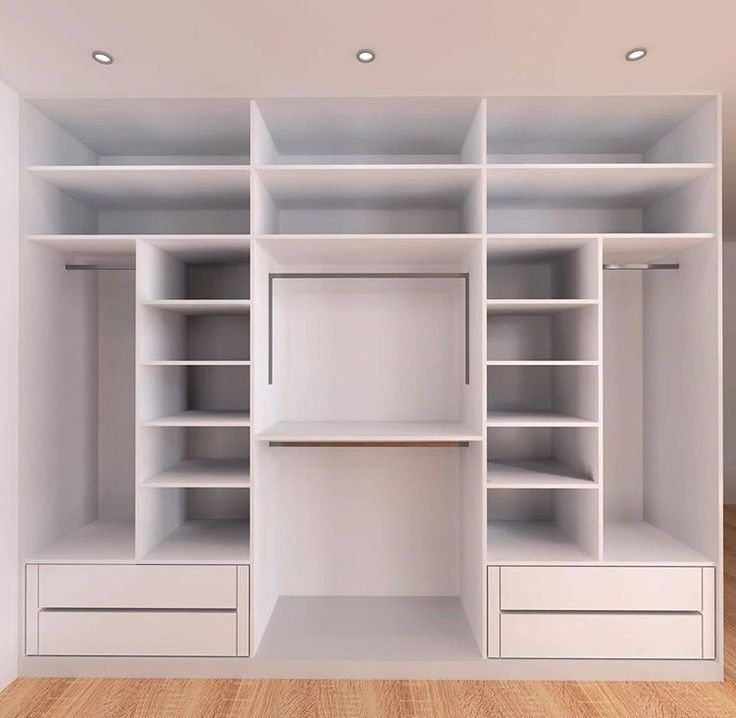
[24,99,250,238]
[253,444,481,661]
[255,237,484,443]
[487,426,598,488]
[252,97,484,165]
[602,239,718,565]
[487,488,599,563]
[22,248,135,563]
[253,167,483,235]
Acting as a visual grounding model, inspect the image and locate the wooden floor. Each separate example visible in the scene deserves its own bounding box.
[2,511,736,718]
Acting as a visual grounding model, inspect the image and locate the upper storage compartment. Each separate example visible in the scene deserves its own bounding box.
[23,99,251,236]
[252,98,484,165]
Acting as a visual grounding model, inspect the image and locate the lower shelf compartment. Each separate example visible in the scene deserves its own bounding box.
[141,520,250,564]
[256,596,480,662]
[28,521,134,564]
[487,520,596,563]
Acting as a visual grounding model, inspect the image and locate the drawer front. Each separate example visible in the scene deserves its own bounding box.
[501,566,703,611]
[501,613,703,659]
[38,610,237,656]
[38,564,237,609]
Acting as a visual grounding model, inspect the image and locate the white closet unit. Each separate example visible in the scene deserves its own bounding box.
[19,95,721,680]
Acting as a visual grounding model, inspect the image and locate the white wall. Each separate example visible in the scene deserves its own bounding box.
[724,242,736,502]
[0,78,19,686]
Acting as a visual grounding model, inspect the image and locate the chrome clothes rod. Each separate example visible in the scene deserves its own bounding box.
[65,264,135,271]
[602,263,679,270]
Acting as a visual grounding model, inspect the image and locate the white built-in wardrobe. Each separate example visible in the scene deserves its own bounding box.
[19,95,722,680]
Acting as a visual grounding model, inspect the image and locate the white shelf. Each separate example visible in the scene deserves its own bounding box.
[256,165,480,203]
[141,360,250,366]
[257,420,482,442]
[27,520,134,564]
[27,165,251,209]
[487,299,598,315]
[487,460,596,489]
[486,360,598,367]
[255,596,479,661]
[27,234,137,255]
[602,233,714,263]
[487,411,597,428]
[604,521,714,566]
[487,520,596,564]
[141,520,250,564]
[142,459,250,488]
[143,410,251,427]
[486,163,713,205]
[141,299,250,315]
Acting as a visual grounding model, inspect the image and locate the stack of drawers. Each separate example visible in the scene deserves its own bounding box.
[26,564,249,657]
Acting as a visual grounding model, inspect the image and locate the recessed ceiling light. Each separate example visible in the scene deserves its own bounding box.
[356,49,375,63]
[92,50,114,65]
[625,47,647,62]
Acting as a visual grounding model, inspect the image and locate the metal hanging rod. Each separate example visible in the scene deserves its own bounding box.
[602,263,679,271]
[65,264,135,271]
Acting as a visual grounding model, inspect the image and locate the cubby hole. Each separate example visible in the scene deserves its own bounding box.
[255,445,481,660]
[487,239,598,299]
[139,365,250,424]
[256,238,484,439]
[486,95,711,163]
[254,169,483,235]
[487,306,597,362]
[487,488,599,562]
[487,426,598,487]
[139,486,250,563]
[253,97,483,165]
[602,241,718,564]
[140,310,250,363]
[487,365,598,424]
[140,427,250,488]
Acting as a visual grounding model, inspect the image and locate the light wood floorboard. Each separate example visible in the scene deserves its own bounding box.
[2,508,736,717]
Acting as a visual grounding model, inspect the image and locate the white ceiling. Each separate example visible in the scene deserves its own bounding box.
[0,0,734,231]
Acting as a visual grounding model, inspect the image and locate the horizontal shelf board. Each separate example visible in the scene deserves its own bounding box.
[141,360,250,366]
[257,234,481,265]
[255,596,480,662]
[486,163,713,205]
[603,521,714,566]
[487,520,596,564]
[140,520,249,564]
[27,165,250,210]
[486,411,598,428]
[141,299,250,315]
[256,165,480,203]
[487,299,598,315]
[486,360,598,366]
[142,459,250,488]
[257,421,482,442]
[487,460,597,489]
[143,410,251,427]
[26,520,134,564]
[27,234,137,255]
[602,233,714,263]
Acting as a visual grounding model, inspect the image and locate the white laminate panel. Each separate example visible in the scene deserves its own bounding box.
[38,610,237,656]
[500,566,702,611]
[501,613,703,659]
[38,564,237,609]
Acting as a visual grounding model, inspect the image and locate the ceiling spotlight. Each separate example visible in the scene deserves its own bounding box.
[356,49,376,63]
[625,47,647,62]
[92,50,114,65]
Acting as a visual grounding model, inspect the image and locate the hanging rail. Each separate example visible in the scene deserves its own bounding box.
[602,263,679,271]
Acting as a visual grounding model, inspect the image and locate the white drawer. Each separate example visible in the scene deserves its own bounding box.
[501,612,703,659]
[38,610,236,656]
[38,564,236,609]
[501,566,703,611]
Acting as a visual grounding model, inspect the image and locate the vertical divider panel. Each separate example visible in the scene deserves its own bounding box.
[135,241,186,560]
[596,237,605,559]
